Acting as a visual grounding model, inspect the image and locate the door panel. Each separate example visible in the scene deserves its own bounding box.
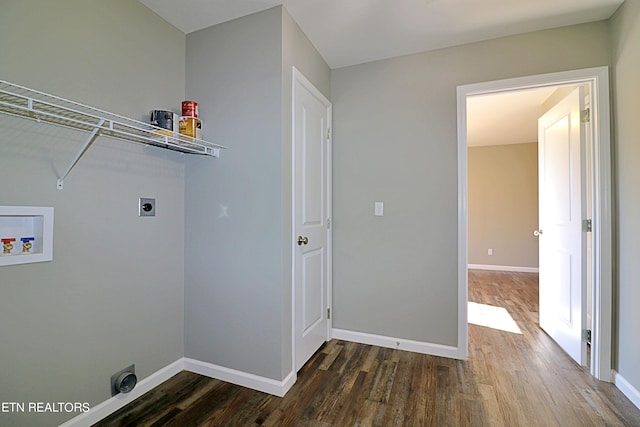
[545,116,572,222]
[302,248,324,334]
[302,104,324,226]
[293,69,331,371]
[555,251,572,324]
[538,87,586,366]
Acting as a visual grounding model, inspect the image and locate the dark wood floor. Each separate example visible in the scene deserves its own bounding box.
[94,270,640,426]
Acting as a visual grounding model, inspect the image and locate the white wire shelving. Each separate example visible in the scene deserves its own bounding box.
[0,79,227,189]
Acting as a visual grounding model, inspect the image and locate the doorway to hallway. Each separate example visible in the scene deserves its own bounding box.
[457,67,613,381]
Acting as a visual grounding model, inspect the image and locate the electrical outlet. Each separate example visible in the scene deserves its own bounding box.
[488,248,493,256]
[139,198,155,217]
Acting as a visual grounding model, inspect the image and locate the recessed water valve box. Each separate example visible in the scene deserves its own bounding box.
[0,206,54,267]
[139,198,155,217]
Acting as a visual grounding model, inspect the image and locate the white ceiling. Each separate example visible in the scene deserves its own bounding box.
[138,0,623,69]
[467,87,559,147]
[137,0,620,146]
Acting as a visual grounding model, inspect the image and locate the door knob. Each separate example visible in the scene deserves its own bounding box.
[297,236,309,246]
[533,229,543,237]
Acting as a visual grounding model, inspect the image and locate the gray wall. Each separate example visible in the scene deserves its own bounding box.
[184,6,330,381]
[468,143,539,268]
[184,7,283,380]
[611,0,640,398]
[0,1,186,426]
[331,22,611,347]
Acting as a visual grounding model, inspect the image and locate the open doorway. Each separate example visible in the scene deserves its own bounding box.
[466,87,555,274]
[456,67,613,382]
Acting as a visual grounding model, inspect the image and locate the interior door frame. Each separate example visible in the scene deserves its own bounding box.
[456,67,612,382]
[291,66,333,375]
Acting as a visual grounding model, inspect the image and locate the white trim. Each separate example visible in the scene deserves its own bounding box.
[291,66,333,374]
[457,66,613,382]
[184,358,295,398]
[614,371,640,410]
[60,357,297,426]
[290,66,298,393]
[326,101,333,342]
[588,67,613,382]
[468,264,539,273]
[457,80,470,361]
[59,359,184,427]
[332,329,463,360]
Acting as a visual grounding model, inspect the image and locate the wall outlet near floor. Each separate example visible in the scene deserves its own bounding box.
[488,248,493,256]
[110,364,137,396]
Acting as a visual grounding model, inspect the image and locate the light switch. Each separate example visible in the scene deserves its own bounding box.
[374,202,384,216]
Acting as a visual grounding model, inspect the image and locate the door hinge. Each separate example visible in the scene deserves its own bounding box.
[582,329,592,343]
[326,128,331,140]
[327,218,331,229]
[327,308,331,319]
[580,108,590,123]
[584,219,592,232]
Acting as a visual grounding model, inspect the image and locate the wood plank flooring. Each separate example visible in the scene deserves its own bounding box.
[94,270,640,426]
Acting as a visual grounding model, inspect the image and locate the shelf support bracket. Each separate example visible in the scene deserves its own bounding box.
[57,119,105,190]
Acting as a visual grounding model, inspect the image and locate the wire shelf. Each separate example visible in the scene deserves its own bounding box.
[0,79,227,156]
[0,79,227,189]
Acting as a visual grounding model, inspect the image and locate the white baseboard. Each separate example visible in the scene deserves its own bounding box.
[184,358,295,397]
[614,371,640,410]
[332,328,464,360]
[60,357,296,426]
[468,264,539,273]
[59,359,184,427]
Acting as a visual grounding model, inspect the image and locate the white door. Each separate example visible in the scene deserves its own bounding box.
[538,87,587,366]
[293,68,331,371]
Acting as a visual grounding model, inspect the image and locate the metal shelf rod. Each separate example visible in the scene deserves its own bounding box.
[57,118,105,190]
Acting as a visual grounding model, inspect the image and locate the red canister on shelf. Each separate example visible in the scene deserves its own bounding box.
[181,101,199,118]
